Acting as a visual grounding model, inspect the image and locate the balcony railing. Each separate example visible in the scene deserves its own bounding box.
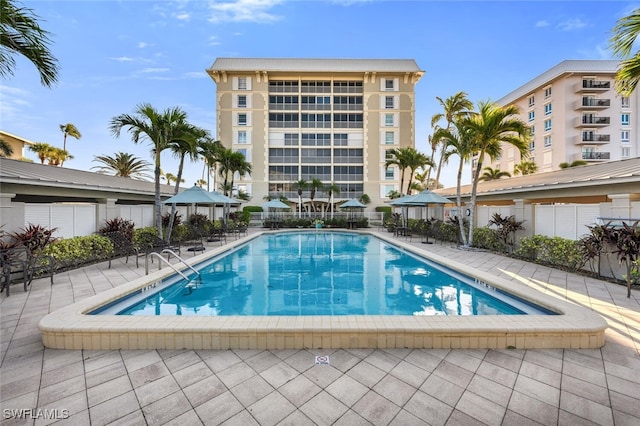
[582,151,610,160]
[581,116,610,125]
[578,98,611,109]
[582,134,610,142]
[576,80,611,91]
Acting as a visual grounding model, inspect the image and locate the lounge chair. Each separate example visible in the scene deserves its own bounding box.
[103,231,140,268]
[0,246,55,297]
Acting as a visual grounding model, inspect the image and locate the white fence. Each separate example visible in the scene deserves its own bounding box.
[25,203,97,239]
[534,204,601,240]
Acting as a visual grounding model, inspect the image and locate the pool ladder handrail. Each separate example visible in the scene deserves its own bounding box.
[144,249,200,279]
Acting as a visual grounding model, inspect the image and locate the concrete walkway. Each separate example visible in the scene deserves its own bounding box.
[1,230,639,425]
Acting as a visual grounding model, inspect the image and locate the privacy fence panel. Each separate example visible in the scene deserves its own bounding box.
[25,203,97,238]
[534,204,599,240]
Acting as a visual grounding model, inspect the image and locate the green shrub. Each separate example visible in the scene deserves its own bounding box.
[43,235,113,269]
[134,227,160,247]
[515,235,583,270]
[376,206,392,223]
[242,206,262,223]
[472,227,502,251]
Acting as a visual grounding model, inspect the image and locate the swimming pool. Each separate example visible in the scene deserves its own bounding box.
[39,229,607,350]
[98,232,552,317]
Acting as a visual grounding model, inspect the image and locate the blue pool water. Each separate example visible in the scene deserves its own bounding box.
[104,232,552,316]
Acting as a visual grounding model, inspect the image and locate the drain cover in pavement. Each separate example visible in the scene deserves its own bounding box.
[314,355,330,365]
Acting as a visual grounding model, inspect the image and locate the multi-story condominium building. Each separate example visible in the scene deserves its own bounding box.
[206,58,423,209]
[487,60,638,174]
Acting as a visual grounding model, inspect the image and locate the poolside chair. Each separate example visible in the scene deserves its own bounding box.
[207,228,227,245]
[0,246,55,297]
[103,231,140,268]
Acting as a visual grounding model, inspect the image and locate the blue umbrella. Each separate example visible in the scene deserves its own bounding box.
[163,185,224,205]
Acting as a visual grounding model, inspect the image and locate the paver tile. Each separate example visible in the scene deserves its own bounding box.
[352,391,400,425]
[325,374,369,407]
[247,391,295,426]
[299,391,348,425]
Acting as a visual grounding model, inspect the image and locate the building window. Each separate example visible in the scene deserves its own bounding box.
[238,114,247,126]
[621,130,630,142]
[333,134,348,146]
[622,113,630,125]
[529,141,535,151]
[621,96,630,108]
[284,133,299,146]
[238,77,247,90]
[385,167,394,180]
[385,131,394,145]
[544,119,552,131]
[237,95,247,108]
[385,96,395,109]
[384,113,394,127]
[622,147,630,158]
[528,111,535,122]
[528,95,535,107]
[238,131,247,144]
[385,79,394,90]
[544,103,552,116]
[384,149,394,160]
[544,135,552,147]
[544,86,552,98]
[530,125,535,136]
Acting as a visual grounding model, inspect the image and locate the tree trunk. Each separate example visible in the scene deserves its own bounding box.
[456,161,468,246]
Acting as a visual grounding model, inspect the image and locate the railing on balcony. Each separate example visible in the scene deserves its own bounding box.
[582,116,610,125]
[582,134,610,142]
[581,98,611,107]
[582,80,610,89]
[582,151,610,160]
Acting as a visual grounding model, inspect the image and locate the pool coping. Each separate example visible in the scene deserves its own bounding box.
[38,229,608,350]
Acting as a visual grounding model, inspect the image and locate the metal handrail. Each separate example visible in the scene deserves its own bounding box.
[145,252,189,279]
[160,249,200,276]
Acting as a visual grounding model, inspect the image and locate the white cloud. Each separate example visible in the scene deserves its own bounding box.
[175,12,191,21]
[535,20,549,28]
[138,68,170,74]
[137,42,151,49]
[184,72,208,79]
[111,56,135,62]
[209,35,221,46]
[207,0,283,23]
[557,18,588,32]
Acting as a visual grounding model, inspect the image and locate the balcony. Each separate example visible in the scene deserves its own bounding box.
[575,134,610,144]
[576,98,611,110]
[576,80,611,92]
[574,116,610,127]
[581,151,610,161]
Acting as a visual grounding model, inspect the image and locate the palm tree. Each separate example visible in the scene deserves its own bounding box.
[403,148,434,195]
[0,0,59,87]
[308,178,324,213]
[438,122,475,246]
[479,166,511,181]
[358,194,371,205]
[324,183,341,219]
[559,160,588,169]
[293,179,308,217]
[28,142,53,164]
[609,9,640,96]
[463,100,529,246]
[47,147,72,166]
[425,121,441,185]
[91,152,152,179]
[0,139,13,157]
[109,103,190,238]
[384,148,408,195]
[513,161,538,176]
[432,92,474,188]
[163,172,183,186]
[198,139,223,191]
[59,123,81,152]
[195,179,207,188]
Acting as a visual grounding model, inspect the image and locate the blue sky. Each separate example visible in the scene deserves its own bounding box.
[1,0,636,189]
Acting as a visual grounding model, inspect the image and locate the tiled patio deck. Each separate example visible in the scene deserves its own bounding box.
[1,229,639,425]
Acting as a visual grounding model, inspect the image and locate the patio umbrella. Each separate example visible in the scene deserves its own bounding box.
[339,198,366,225]
[399,189,452,244]
[261,199,291,210]
[163,185,223,205]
